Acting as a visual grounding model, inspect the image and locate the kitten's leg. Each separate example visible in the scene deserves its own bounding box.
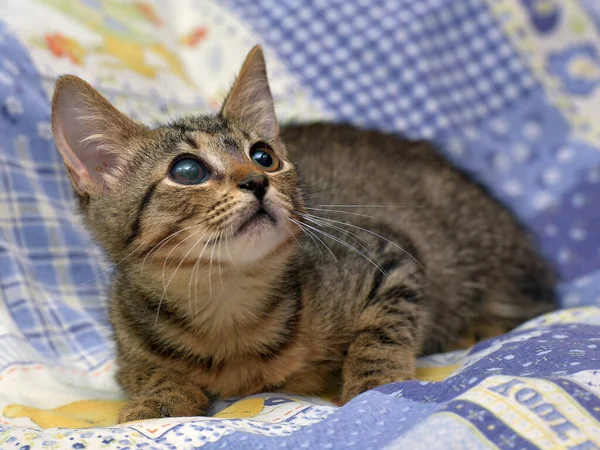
[341,273,424,404]
[117,369,208,423]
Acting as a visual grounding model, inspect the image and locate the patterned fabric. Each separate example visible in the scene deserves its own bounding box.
[2,0,600,448]
[224,0,600,305]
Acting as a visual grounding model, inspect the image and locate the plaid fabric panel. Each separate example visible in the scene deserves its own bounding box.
[0,22,111,371]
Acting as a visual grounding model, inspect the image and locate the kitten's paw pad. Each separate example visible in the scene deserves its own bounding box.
[118,397,202,423]
[341,373,412,404]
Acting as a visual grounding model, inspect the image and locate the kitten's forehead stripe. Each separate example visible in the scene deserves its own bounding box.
[168,122,195,133]
[165,117,246,157]
[125,181,158,247]
[183,134,198,149]
[221,136,241,153]
[167,116,235,136]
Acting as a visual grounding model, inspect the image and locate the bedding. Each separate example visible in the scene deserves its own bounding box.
[2,0,600,448]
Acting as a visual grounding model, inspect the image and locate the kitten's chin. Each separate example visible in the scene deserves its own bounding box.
[234,208,277,238]
[217,201,293,264]
[220,220,288,264]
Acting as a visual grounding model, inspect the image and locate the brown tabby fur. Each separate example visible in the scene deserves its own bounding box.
[51,46,555,423]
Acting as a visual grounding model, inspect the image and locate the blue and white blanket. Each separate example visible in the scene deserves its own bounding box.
[2,0,600,448]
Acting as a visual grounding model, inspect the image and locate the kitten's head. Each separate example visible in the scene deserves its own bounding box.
[51,46,303,267]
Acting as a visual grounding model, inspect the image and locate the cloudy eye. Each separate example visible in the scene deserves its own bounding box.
[169,158,209,185]
[250,142,281,172]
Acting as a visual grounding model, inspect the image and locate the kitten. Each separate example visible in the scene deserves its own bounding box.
[51,46,555,423]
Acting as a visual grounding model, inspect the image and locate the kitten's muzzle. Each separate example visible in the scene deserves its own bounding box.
[238,174,269,200]
[235,207,275,237]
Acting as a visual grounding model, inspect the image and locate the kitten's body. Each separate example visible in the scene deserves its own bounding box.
[51,47,555,422]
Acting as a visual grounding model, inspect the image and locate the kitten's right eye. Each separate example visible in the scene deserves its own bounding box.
[169,158,209,185]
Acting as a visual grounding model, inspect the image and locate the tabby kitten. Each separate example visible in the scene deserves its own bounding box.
[51,46,555,423]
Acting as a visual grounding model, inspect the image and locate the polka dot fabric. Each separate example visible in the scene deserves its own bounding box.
[225,0,536,139]
[224,0,600,308]
[442,90,600,286]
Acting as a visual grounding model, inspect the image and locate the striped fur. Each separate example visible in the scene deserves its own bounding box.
[51,46,556,422]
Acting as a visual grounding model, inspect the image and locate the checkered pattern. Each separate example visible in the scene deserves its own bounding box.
[225,0,537,138]
[0,22,111,371]
[226,0,600,303]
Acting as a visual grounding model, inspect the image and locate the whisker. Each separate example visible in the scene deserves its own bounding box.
[160,229,203,293]
[76,222,206,286]
[285,220,322,261]
[193,229,217,308]
[287,217,333,261]
[75,240,145,286]
[299,219,382,273]
[188,251,200,306]
[284,224,302,247]
[305,207,374,218]
[312,204,426,208]
[140,224,200,275]
[217,230,225,291]
[208,230,219,296]
[155,228,206,328]
[301,213,424,268]
[180,231,206,318]
[302,215,386,275]
[301,167,384,196]
[232,221,243,255]
[224,223,237,267]
[303,176,371,199]
[294,217,385,274]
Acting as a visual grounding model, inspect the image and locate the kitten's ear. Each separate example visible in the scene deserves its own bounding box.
[220,45,279,141]
[51,75,147,195]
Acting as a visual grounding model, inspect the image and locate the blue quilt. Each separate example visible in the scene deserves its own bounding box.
[2,0,600,448]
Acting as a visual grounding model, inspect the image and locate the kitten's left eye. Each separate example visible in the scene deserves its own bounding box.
[250,142,280,172]
[169,158,209,185]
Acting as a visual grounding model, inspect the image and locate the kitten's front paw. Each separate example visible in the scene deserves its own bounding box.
[341,371,413,405]
[118,396,205,423]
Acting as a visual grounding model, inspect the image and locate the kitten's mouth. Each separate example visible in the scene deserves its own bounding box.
[203,208,277,246]
[235,208,276,237]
